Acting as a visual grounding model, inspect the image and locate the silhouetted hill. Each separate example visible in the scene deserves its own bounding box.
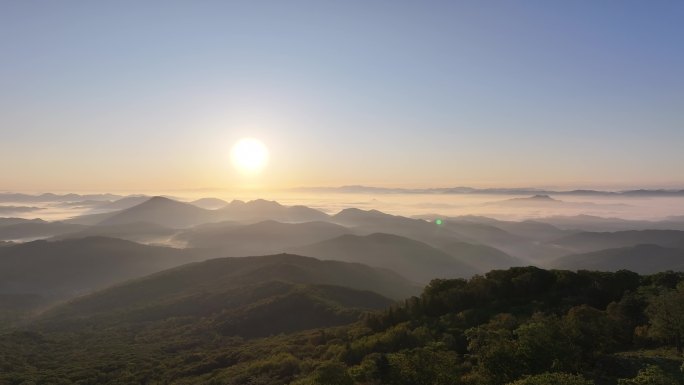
[289,233,478,283]
[95,195,150,211]
[218,199,329,222]
[62,196,151,212]
[0,237,206,302]
[0,193,121,203]
[536,214,684,232]
[295,185,684,196]
[189,197,229,210]
[177,220,350,255]
[438,241,526,272]
[549,230,684,254]
[415,215,571,241]
[331,208,467,247]
[550,244,684,274]
[67,198,330,227]
[97,196,215,228]
[0,218,46,226]
[486,194,561,206]
[331,209,568,262]
[2,266,682,384]
[41,254,418,333]
[44,278,395,338]
[442,220,528,246]
[0,206,42,215]
[332,208,397,226]
[52,222,177,244]
[0,220,85,241]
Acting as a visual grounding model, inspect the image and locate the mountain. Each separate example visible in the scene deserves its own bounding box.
[218,199,329,222]
[94,195,151,211]
[455,216,572,240]
[414,215,571,262]
[0,220,86,241]
[331,208,564,261]
[288,233,479,283]
[97,196,215,228]
[438,241,526,272]
[331,208,465,247]
[332,208,400,226]
[41,254,419,332]
[0,237,207,303]
[535,214,684,232]
[2,266,682,384]
[0,206,42,215]
[485,194,561,206]
[189,197,229,210]
[441,220,528,246]
[57,200,109,208]
[293,185,684,196]
[0,193,121,203]
[43,280,395,338]
[550,244,684,274]
[63,210,121,226]
[548,230,684,254]
[483,195,630,210]
[52,222,178,244]
[0,218,45,226]
[176,220,350,255]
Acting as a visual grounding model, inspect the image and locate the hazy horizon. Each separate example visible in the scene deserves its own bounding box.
[3,190,684,222]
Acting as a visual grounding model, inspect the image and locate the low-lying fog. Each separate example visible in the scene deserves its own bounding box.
[3,191,684,222]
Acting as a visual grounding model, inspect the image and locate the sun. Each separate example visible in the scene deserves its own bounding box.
[230,138,269,175]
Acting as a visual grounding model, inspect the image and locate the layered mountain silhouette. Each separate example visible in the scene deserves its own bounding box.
[536,215,684,232]
[0,193,121,203]
[52,222,177,244]
[189,197,229,210]
[176,220,350,254]
[96,197,214,228]
[93,195,151,212]
[217,199,329,222]
[67,197,330,228]
[0,219,85,241]
[40,254,419,336]
[0,206,42,215]
[288,233,479,282]
[548,230,684,254]
[483,195,629,209]
[438,241,526,272]
[331,208,467,247]
[484,194,561,206]
[0,237,208,302]
[550,244,684,274]
[295,185,684,197]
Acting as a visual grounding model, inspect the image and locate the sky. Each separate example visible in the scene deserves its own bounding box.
[1,0,683,192]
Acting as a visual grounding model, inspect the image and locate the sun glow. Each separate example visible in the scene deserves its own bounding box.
[230,138,269,175]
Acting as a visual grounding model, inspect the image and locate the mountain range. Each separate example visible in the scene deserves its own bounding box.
[294,185,684,196]
[550,244,684,274]
[40,253,419,336]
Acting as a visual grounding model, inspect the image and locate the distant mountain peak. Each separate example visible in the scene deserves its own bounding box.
[529,194,555,200]
[144,196,177,205]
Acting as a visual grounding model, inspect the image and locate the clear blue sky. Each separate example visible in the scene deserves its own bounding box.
[1,1,682,191]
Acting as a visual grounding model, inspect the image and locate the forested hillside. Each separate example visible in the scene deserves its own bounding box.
[1,267,683,384]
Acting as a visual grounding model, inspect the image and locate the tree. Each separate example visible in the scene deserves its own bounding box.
[646,283,684,353]
[506,372,594,385]
[310,361,353,385]
[617,365,680,385]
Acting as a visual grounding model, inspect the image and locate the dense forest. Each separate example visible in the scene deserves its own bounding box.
[1,267,683,384]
